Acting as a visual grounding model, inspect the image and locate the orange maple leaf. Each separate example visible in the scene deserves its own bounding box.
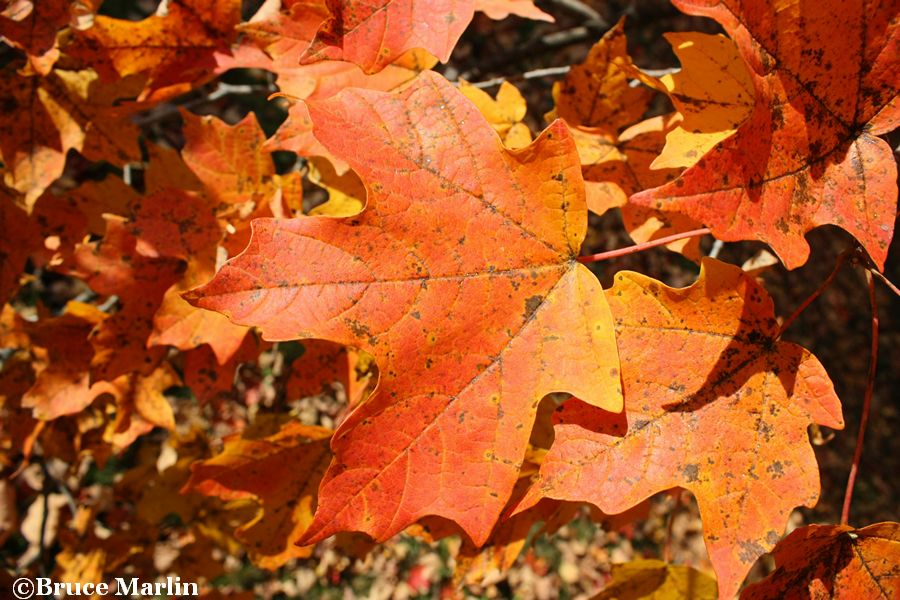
[125,185,249,363]
[547,18,654,136]
[300,0,550,74]
[181,111,296,216]
[0,189,40,302]
[0,0,96,74]
[741,522,900,599]
[20,302,108,421]
[73,218,184,380]
[0,68,141,207]
[515,259,844,599]
[266,48,436,174]
[580,114,704,259]
[182,335,261,404]
[187,71,622,545]
[546,21,702,257]
[285,340,371,407]
[184,421,333,570]
[238,0,329,63]
[67,0,240,97]
[632,0,899,269]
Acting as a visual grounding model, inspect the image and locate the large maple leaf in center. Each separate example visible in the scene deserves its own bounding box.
[187,71,622,545]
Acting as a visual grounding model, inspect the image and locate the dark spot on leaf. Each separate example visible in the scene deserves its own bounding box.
[523,295,542,321]
[738,539,766,564]
[682,463,700,483]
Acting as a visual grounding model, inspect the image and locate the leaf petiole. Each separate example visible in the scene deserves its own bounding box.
[841,270,879,525]
[776,250,850,338]
[577,228,711,264]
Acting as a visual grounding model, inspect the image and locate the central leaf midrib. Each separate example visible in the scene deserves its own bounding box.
[221,261,569,295]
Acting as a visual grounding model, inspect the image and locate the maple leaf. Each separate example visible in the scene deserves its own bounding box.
[138,119,304,363]
[182,335,261,404]
[305,156,367,217]
[184,421,333,569]
[473,0,552,22]
[515,259,844,599]
[181,111,298,217]
[67,0,241,97]
[143,142,204,195]
[123,186,249,363]
[73,218,185,380]
[0,190,40,302]
[98,363,181,449]
[266,48,436,174]
[580,114,704,259]
[0,68,141,207]
[621,31,755,169]
[546,18,654,135]
[300,0,550,74]
[187,71,622,545]
[28,176,139,270]
[286,340,371,407]
[0,0,89,74]
[460,80,533,150]
[593,559,717,599]
[741,522,900,599]
[238,0,329,62]
[543,21,702,258]
[21,302,109,421]
[632,0,899,270]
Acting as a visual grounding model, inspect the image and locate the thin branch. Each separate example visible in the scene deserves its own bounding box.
[462,66,675,90]
[548,0,605,23]
[640,67,682,78]
[132,83,273,127]
[870,269,900,298]
[663,491,683,563]
[777,250,849,338]
[463,24,601,78]
[577,228,711,263]
[463,66,572,89]
[37,460,51,577]
[841,269,879,526]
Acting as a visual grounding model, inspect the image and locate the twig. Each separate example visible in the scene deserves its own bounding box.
[464,24,601,78]
[38,460,51,577]
[542,25,595,46]
[132,83,273,127]
[640,67,681,78]
[708,239,724,259]
[776,250,849,338]
[577,228,711,263]
[840,269,879,526]
[870,269,900,298]
[463,66,572,89]
[463,65,676,90]
[548,0,605,23]
[663,491,682,563]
